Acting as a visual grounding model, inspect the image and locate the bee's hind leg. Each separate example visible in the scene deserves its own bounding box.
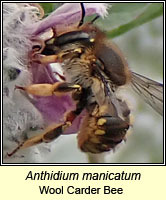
[7,121,71,157]
[8,83,82,156]
[7,105,82,157]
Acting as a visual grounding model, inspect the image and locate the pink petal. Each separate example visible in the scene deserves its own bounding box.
[33,95,75,124]
[30,62,75,125]
[30,62,57,84]
[30,62,87,134]
[29,3,109,35]
[64,109,87,134]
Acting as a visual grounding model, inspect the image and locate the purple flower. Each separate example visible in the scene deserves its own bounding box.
[29,3,109,35]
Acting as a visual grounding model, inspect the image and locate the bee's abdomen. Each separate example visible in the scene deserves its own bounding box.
[78,100,131,153]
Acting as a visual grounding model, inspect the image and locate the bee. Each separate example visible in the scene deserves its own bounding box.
[8,3,163,156]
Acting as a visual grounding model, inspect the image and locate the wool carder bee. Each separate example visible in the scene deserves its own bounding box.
[8,3,163,156]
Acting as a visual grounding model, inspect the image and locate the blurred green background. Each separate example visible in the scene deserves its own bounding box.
[39,3,163,163]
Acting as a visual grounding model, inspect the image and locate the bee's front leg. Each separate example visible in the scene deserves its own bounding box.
[33,54,59,64]
[15,82,81,97]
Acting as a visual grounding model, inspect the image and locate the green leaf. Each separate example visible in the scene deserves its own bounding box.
[39,3,61,17]
[106,3,163,38]
[96,3,148,30]
[110,3,148,14]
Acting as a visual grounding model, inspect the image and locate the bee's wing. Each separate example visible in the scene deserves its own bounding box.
[131,72,163,116]
[93,65,125,119]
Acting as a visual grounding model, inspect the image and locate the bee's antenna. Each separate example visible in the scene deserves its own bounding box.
[91,15,100,24]
[78,3,85,27]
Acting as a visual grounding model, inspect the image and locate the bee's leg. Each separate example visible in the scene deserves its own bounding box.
[7,104,81,157]
[15,82,81,97]
[8,85,83,156]
[78,102,131,153]
[7,121,72,157]
[33,54,59,64]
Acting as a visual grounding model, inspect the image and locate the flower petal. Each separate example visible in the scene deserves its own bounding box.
[29,3,109,35]
[34,95,75,124]
[30,62,75,124]
[64,109,87,134]
[30,62,57,84]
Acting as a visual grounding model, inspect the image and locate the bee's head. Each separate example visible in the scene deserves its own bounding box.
[41,3,104,59]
